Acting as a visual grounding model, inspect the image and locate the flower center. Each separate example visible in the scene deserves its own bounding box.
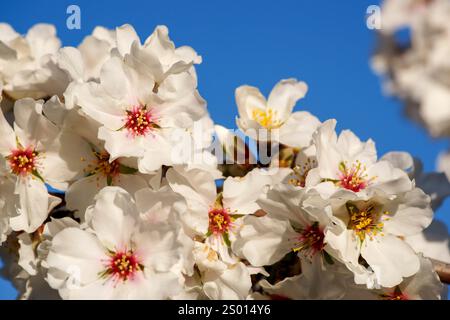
[95,152,120,177]
[8,147,37,176]
[101,250,142,282]
[289,158,317,187]
[381,287,409,300]
[293,222,325,256]
[83,151,121,180]
[208,208,232,235]
[383,293,409,300]
[338,160,374,192]
[252,108,282,129]
[124,105,158,137]
[346,202,388,241]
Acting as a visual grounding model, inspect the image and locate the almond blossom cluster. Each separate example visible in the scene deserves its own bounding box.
[0,22,448,300]
[372,0,450,181]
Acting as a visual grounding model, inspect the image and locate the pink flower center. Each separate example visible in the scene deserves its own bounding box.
[208,208,232,235]
[8,147,37,176]
[338,160,373,192]
[124,105,158,137]
[293,222,325,257]
[102,250,142,282]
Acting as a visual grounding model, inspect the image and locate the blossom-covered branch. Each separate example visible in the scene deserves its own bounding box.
[0,22,448,300]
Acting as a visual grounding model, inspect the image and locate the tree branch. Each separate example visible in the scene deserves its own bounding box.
[431,259,450,284]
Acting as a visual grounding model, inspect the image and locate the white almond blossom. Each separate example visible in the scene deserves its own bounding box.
[0,98,87,232]
[235,79,320,147]
[71,53,206,172]
[167,165,291,263]
[233,185,332,267]
[59,110,151,218]
[322,188,433,288]
[46,187,191,299]
[0,24,72,100]
[307,119,413,198]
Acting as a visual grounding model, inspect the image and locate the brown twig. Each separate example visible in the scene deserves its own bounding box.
[431,259,450,284]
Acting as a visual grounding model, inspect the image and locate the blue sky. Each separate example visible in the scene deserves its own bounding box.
[1,0,449,299]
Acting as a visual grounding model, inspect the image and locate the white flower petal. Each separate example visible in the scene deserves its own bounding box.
[135,185,185,224]
[337,130,377,165]
[267,78,308,122]
[65,175,107,219]
[46,228,107,286]
[257,184,310,226]
[13,98,59,145]
[233,215,296,266]
[98,126,145,160]
[74,82,124,130]
[384,188,433,237]
[115,24,140,57]
[223,168,291,215]
[166,166,216,206]
[89,186,138,250]
[405,220,450,264]
[367,161,413,195]
[10,177,50,233]
[0,108,15,156]
[57,46,85,82]
[278,111,320,148]
[313,119,342,180]
[235,85,267,124]
[203,262,252,300]
[134,224,186,273]
[361,235,420,288]
[40,131,93,188]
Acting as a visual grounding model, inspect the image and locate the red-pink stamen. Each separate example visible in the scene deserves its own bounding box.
[101,250,142,283]
[208,208,233,235]
[293,222,325,257]
[124,105,157,137]
[8,147,37,176]
[338,160,373,192]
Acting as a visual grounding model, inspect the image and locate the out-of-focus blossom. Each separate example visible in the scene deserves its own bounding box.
[0,24,75,100]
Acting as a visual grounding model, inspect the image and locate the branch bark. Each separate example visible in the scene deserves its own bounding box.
[431,259,450,284]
